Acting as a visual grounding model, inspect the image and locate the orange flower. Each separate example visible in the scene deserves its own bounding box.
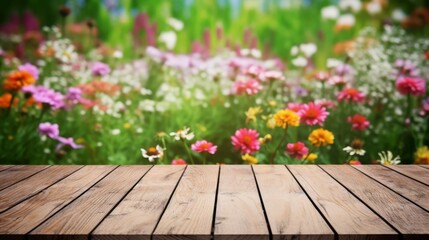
[0,93,18,108]
[3,70,35,91]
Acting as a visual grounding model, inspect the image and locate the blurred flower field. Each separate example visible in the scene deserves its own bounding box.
[0,0,429,165]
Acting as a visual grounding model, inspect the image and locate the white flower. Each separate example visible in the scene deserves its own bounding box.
[377,151,401,165]
[290,46,299,56]
[113,50,123,59]
[321,6,340,20]
[111,129,121,135]
[169,127,194,141]
[392,9,406,22]
[336,14,356,28]
[141,145,164,162]
[292,56,308,67]
[339,0,362,12]
[167,18,184,31]
[327,58,343,68]
[159,31,177,50]
[300,43,317,57]
[343,146,366,156]
[366,1,382,15]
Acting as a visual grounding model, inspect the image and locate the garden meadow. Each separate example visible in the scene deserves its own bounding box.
[0,0,428,165]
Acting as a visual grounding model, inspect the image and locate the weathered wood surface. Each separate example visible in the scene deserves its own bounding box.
[0,164,428,240]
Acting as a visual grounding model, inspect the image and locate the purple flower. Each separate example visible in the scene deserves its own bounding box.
[38,122,60,139]
[393,59,419,78]
[91,62,111,76]
[66,87,82,103]
[56,137,83,152]
[19,63,39,80]
[22,85,65,110]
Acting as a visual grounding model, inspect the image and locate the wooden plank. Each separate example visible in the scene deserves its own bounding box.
[253,165,334,240]
[0,165,13,172]
[288,165,397,240]
[0,166,115,238]
[153,165,218,240]
[386,165,429,185]
[93,165,186,240]
[353,165,429,211]
[0,165,49,190]
[214,165,269,240]
[28,165,151,240]
[420,165,429,169]
[321,165,429,239]
[0,165,82,213]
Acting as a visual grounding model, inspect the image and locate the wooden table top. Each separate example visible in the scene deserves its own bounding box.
[0,165,428,240]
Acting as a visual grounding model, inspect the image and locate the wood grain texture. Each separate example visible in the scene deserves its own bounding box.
[214,165,269,240]
[93,165,186,240]
[153,165,219,240]
[0,165,49,190]
[386,165,429,185]
[322,165,429,239]
[353,165,429,211]
[420,165,429,169]
[0,165,115,237]
[28,165,151,240]
[0,165,13,172]
[0,165,82,213]
[253,165,334,240]
[288,165,397,240]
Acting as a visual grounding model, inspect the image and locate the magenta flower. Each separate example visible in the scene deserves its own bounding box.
[38,122,59,139]
[395,77,426,96]
[232,79,262,96]
[19,63,39,80]
[298,102,329,126]
[231,128,260,154]
[286,142,309,160]
[91,62,111,76]
[191,140,217,154]
[336,88,365,103]
[56,137,83,151]
[66,87,82,104]
[23,85,65,110]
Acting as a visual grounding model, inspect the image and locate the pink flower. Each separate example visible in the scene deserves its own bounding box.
[286,142,309,160]
[244,65,265,79]
[171,159,187,165]
[337,88,365,103]
[396,77,426,96]
[191,140,217,154]
[38,122,59,139]
[287,102,303,112]
[231,128,260,154]
[19,63,39,80]
[232,79,263,96]
[91,62,111,76]
[55,137,83,152]
[260,70,284,82]
[347,114,370,131]
[298,102,329,126]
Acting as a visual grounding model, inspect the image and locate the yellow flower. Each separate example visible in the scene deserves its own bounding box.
[304,153,318,161]
[266,116,276,129]
[308,128,334,147]
[259,134,272,144]
[123,122,131,129]
[242,154,258,164]
[268,100,277,107]
[415,146,429,164]
[75,138,85,144]
[245,107,262,123]
[274,109,300,128]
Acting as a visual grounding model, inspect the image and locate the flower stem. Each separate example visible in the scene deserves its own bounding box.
[161,137,168,164]
[269,126,288,164]
[183,141,195,164]
[7,93,16,116]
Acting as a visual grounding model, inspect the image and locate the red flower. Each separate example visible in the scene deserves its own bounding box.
[347,114,370,131]
[337,88,365,103]
[171,159,187,165]
[396,77,426,96]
